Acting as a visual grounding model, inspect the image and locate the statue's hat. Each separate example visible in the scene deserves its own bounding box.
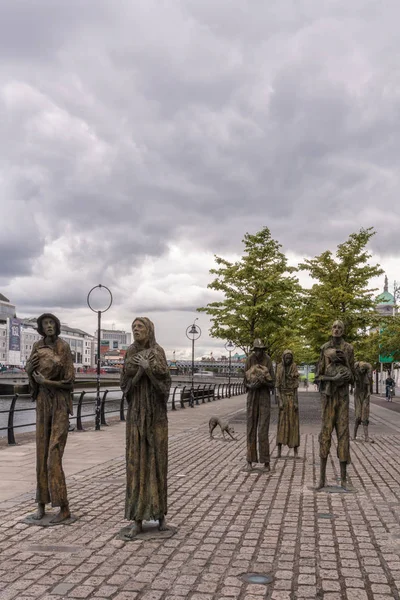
[252,338,266,350]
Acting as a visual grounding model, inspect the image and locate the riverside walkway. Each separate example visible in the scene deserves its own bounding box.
[0,392,400,600]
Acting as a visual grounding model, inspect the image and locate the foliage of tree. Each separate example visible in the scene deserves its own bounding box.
[197,227,302,359]
[352,330,381,369]
[298,228,384,354]
[378,316,400,362]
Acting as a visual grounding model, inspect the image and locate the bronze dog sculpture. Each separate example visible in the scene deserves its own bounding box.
[209,417,236,440]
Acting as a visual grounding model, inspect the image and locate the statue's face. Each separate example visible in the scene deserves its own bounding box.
[42,318,56,337]
[133,320,148,343]
[254,348,264,359]
[331,322,344,338]
[284,353,293,366]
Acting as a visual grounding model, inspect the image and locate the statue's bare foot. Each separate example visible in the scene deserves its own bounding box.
[315,480,326,491]
[158,516,169,531]
[50,506,71,524]
[245,462,253,472]
[135,520,143,534]
[124,523,138,539]
[340,480,347,490]
[32,503,45,520]
[263,463,270,472]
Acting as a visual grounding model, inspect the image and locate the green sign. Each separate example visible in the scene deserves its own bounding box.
[379,354,394,363]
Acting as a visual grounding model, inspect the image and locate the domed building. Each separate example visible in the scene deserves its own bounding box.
[376,276,396,316]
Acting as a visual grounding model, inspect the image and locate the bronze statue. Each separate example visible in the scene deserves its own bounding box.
[120,317,171,536]
[276,349,300,458]
[244,339,275,471]
[315,320,354,490]
[26,313,74,523]
[353,361,372,442]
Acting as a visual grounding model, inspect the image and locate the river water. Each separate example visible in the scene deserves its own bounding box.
[0,378,238,438]
[0,387,188,438]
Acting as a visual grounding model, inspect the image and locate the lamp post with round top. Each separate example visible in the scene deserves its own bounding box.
[225,341,236,397]
[87,284,113,430]
[186,318,201,408]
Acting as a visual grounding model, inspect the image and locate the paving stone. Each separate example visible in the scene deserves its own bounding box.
[50,583,75,596]
[1,393,400,600]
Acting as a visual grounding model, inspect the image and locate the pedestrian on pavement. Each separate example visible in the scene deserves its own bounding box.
[26,313,74,524]
[244,339,275,471]
[276,349,300,459]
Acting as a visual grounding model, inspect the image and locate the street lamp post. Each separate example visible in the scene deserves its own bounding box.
[225,341,236,397]
[186,318,201,408]
[393,281,400,380]
[87,284,113,430]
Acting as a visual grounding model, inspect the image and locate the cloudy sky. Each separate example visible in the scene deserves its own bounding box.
[1,0,400,358]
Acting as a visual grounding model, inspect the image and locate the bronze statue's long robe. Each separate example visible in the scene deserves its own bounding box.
[244,352,275,464]
[276,357,300,448]
[121,321,171,522]
[318,361,352,463]
[354,362,372,426]
[27,338,74,507]
[316,339,354,464]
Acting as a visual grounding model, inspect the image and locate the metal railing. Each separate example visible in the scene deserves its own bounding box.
[0,382,246,445]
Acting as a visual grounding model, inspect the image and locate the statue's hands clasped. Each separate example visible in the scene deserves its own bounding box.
[132,352,155,372]
[26,352,40,375]
[32,371,46,385]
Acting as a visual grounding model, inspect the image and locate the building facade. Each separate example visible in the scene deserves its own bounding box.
[95,328,132,351]
[0,296,95,368]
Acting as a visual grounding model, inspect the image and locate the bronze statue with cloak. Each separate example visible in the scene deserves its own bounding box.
[120,317,171,536]
[244,339,275,471]
[276,349,300,458]
[26,313,74,524]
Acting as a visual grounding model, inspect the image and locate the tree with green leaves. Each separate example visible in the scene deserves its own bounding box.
[377,316,400,363]
[298,227,384,354]
[197,227,302,359]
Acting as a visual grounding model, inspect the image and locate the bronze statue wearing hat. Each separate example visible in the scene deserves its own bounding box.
[244,338,275,471]
[315,320,354,490]
[26,314,74,523]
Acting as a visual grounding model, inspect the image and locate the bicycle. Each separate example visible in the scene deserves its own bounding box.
[387,386,395,402]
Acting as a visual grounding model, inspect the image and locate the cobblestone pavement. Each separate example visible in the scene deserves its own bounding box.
[370,394,400,414]
[1,392,400,599]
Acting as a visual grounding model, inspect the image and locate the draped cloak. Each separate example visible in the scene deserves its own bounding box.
[244,352,275,464]
[27,337,74,506]
[120,318,171,522]
[276,351,300,448]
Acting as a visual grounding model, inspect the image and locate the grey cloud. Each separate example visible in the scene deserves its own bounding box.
[1,0,400,313]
